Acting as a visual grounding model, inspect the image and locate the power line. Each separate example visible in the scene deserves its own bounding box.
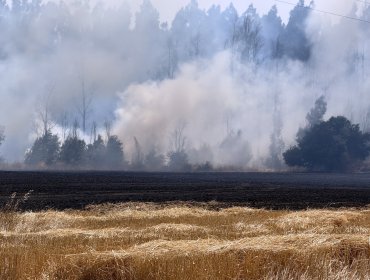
[275,0,370,24]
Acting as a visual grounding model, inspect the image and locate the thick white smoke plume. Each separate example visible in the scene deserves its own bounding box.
[113,1,370,169]
[114,52,306,168]
[0,0,370,170]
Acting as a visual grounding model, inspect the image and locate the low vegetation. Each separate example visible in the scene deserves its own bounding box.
[0,201,369,279]
[284,116,370,172]
[284,96,370,172]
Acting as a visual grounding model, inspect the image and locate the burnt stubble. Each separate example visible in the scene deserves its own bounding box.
[0,171,370,211]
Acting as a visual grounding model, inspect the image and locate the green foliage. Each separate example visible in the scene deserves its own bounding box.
[25,131,60,166]
[86,135,106,168]
[25,131,126,169]
[105,136,124,168]
[284,116,370,172]
[60,136,86,166]
[280,0,312,61]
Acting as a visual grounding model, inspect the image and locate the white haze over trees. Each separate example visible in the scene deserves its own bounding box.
[0,0,370,170]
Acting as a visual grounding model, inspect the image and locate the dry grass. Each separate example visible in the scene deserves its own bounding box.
[0,202,369,279]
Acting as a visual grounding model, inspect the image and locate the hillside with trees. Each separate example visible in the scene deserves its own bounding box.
[0,0,369,171]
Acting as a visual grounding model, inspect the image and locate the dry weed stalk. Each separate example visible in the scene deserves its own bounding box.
[0,190,33,231]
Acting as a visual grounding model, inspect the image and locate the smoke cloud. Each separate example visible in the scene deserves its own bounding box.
[0,0,369,170]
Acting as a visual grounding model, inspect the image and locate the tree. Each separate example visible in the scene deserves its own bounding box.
[167,123,190,171]
[77,75,93,133]
[297,95,327,140]
[90,121,97,143]
[60,112,69,141]
[36,84,55,137]
[284,116,370,172]
[145,147,165,171]
[266,94,285,170]
[25,131,60,167]
[306,95,327,127]
[135,0,160,32]
[171,0,207,61]
[60,136,86,166]
[261,5,284,60]
[234,4,263,63]
[165,34,177,79]
[131,137,144,170]
[219,129,252,168]
[104,120,111,140]
[105,135,124,169]
[204,4,227,54]
[362,107,370,133]
[280,0,312,61]
[223,3,239,50]
[86,134,106,169]
[167,150,190,171]
[133,0,166,80]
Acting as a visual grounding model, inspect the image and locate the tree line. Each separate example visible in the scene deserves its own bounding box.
[0,0,315,81]
[1,0,370,172]
[2,99,370,172]
[24,124,125,170]
[22,119,218,171]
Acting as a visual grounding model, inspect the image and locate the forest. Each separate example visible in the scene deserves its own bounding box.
[0,0,370,171]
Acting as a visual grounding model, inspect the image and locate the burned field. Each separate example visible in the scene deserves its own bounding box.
[0,171,370,210]
[1,172,370,279]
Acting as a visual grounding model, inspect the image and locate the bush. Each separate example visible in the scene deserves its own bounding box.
[284,116,370,172]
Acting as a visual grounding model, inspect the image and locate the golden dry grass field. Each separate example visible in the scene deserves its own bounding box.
[0,202,370,279]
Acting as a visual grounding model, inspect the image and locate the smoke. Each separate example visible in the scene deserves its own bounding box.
[306,2,370,125]
[114,53,261,167]
[0,1,146,160]
[112,2,370,169]
[0,0,370,170]
[113,52,310,168]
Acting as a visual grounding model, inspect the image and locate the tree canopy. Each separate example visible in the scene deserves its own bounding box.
[60,136,86,166]
[25,131,60,167]
[284,116,370,172]
[105,136,125,169]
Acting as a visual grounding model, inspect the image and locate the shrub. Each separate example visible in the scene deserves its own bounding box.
[284,116,370,172]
